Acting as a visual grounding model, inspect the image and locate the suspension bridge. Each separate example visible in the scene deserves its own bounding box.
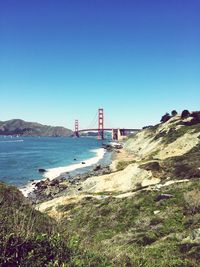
[74,108,140,140]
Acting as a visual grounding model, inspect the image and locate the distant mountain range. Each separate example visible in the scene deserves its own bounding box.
[0,119,73,137]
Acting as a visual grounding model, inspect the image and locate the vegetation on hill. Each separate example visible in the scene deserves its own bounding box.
[44,111,200,266]
[0,119,72,136]
[0,183,110,266]
[58,180,200,267]
[1,111,200,266]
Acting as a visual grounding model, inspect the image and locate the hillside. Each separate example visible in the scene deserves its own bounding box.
[36,112,200,266]
[0,182,110,266]
[1,112,199,266]
[0,119,73,136]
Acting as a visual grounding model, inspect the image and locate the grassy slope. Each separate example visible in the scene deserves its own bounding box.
[0,183,111,266]
[56,121,200,266]
[58,180,200,267]
[1,119,200,266]
[0,119,72,136]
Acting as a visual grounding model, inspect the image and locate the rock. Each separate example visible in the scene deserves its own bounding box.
[82,162,86,164]
[181,228,200,244]
[156,194,173,201]
[114,144,123,149]
[74,158,77,161]
[44,178,50,184]
[44,188,52,197]
[93,164,101,171]
[141,178,160,187]
[102,144,114,151]
[153,210,160,215]
[38,168,47,173]
[35,178,50,189]
[49,179,59,186]
[59,183,68,189]
[191,228,200,240]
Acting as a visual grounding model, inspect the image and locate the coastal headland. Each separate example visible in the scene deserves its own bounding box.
[1,111,200,266]
[0,119,73,136]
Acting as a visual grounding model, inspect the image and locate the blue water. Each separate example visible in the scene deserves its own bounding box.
[0,136,107,187]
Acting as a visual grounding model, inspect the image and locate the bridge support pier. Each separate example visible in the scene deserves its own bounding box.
[98,108,104,140]
[112,129,128,140]
[74,119,79,137]
[112,128,121,140]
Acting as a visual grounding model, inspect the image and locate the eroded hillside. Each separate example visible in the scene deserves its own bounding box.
[35,113,200,266]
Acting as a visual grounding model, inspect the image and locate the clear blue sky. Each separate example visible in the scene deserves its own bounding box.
[0,0,200,130]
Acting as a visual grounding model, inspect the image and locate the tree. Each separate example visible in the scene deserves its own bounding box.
[171,110,178,117]
[160,113,171,123]
[189,111,200,125]
[181,110,190,119]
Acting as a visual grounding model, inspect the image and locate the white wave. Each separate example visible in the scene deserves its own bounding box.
[20,181,38,197]
[0,140,24,143]
[19,148,106,197]
[44,148,105,180]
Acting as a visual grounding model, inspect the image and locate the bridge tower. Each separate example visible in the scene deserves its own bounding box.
[98,108,104,140]
[74,119,79,137]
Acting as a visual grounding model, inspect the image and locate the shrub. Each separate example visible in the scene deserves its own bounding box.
[171,110,178,116]
[181,110,190,119]
[140,161,161,172]
[184,111,200,126]
[191,111,200,123]
[160,113,171,123]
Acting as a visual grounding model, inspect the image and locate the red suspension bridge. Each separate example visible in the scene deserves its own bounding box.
[74,108,140,140]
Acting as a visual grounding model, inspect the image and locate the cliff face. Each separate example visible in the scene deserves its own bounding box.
[124,115,200,161]
[0,119,73,136]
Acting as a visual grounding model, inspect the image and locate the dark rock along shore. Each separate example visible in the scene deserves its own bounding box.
[28,144,121,204]
[28,164,111,204]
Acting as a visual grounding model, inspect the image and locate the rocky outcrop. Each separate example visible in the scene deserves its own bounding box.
[0,119,72,136]
[29,165,112,203]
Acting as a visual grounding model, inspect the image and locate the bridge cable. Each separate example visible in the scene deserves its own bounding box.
[86,111,98,129]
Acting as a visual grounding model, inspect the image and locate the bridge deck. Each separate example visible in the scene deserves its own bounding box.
[78,128,140,132]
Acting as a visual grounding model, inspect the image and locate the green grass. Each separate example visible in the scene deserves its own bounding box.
[58,181,200,266]
[0,182,111,266]
[1,180,199,266]
[152,122,200,145]
[116,160,135,171]
[161,144,200,180]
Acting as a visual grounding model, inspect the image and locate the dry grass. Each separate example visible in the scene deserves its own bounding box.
[184,190,200,214]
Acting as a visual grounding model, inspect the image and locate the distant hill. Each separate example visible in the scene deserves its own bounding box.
[0,119,73,136]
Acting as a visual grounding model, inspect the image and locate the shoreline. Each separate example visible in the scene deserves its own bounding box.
[20,147,108,198]
[31,143,140,205]
[44,148,105,180]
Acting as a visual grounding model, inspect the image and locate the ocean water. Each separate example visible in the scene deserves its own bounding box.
[0,136,109,190]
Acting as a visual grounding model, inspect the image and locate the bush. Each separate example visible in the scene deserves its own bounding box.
[184,111,200,126]
[181,110,190,119]
[171,110,178,116]
[160,113,171,123]
[191,111,200,122]
[184,190,200,215]
[140,161,161,171]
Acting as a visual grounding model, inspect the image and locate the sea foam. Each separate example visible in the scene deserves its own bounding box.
[44,148,105,180]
